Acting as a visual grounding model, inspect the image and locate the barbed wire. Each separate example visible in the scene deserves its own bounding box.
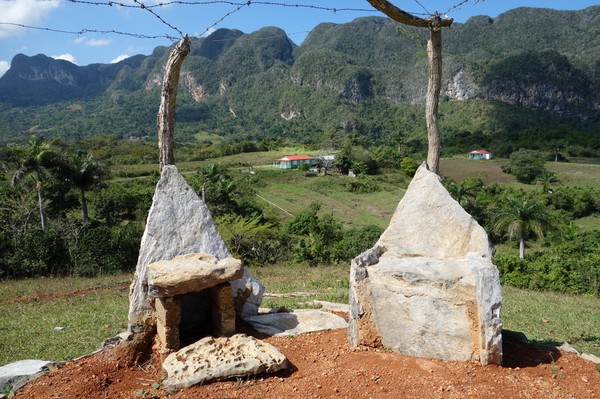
[197,1,252,37]
[0,21,177,40]
[65,0,377,13]
[2,0,487,46]
[412,0,431,16]
[132,0,185,37]
[444,0,486,16]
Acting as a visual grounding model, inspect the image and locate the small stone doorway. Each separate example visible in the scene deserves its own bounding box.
[146,253,243,356]
[155,283,236,353]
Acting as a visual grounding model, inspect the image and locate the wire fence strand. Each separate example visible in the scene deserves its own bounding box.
[2,1,487,44]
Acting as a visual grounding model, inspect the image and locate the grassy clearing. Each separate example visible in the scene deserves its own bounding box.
[2,268,598,366]
[440,158,600,190]
[574,214,600,232]
[248,263,349,309]
[254,168,406,229]
[439,158,514,185]
[547,161,600,188]
[0,289,129,365]
[502,285,600,356]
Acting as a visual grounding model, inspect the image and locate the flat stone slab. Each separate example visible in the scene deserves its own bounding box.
[244,309,348,337]
[147,253,243,297]
[0,359,53,394]
[162,334,287,389]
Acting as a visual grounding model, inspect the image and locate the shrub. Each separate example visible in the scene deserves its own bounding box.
[502,149,547,184]
[69,224,142,277]
[399,157,418,177]
[330,225,383,263]
[344,179,379,193]
[216,214,292,266]
[495,230,600,296]
[91,184,152,226]
[2,229,69,278]
[547,187,599,218]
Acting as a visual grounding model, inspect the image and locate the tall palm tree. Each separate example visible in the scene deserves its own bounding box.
[492,197,551,259]
[11,136,60,231]
[63,152,106,230]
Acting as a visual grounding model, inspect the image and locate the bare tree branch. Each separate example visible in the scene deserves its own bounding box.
[366,0,453,27]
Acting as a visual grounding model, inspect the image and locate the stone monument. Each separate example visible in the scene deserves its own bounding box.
[120,165,264,362]
[348,163,503,365]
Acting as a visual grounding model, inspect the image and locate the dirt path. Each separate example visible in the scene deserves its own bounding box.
[0,283,130,306]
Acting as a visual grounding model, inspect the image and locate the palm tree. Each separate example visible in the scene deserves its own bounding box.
[198,163,222,203]
[492,197,551,259]
[63,152,106,231]
[11,136,60,231]
[535,171,559,193]
[446,178,482,207]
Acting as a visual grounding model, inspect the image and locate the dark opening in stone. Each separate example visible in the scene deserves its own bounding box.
[154,282,237,356]
[177,291,211,347]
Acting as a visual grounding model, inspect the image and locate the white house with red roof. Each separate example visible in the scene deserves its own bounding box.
[468,149,492,160]
[273,154,315,169]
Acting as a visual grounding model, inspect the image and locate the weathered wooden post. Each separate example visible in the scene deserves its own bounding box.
[158,35,190,171]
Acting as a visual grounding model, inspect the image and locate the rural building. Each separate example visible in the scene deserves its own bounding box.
[468,149,492,160]
[273,155,315,169]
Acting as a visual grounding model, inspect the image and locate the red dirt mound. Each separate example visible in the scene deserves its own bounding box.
[14,328,599,399]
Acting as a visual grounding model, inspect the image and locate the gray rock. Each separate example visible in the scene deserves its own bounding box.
[231,269,265,319]
[558,342,579,354]
[0,360,53,395]
[348,163,503,365]
[244,309,348,337]
[298,301,350,313]
[162,334,287,389]
[581,353,600,364]
[127,165,262,329]
[376,163,493,260]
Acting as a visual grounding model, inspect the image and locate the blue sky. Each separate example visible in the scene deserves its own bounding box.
[0,0,599,77]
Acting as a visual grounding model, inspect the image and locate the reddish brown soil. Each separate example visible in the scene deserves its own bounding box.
[0,284,130,306]
[14,326,600,399]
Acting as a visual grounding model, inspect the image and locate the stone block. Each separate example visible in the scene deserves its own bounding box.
[155,297,180,326]
[128,165,262,329]
[209,283,236,336]
[156,319,180,353]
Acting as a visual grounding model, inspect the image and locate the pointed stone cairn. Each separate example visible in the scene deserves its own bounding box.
[348,163,503,365]
[119,165,264,363]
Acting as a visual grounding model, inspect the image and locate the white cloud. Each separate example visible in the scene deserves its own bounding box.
[86,38,111,47]
[51,53,77,64]
[0,61,10,77]
[73,37,111,47]
[111,54,130,63]
[0,0,61,39]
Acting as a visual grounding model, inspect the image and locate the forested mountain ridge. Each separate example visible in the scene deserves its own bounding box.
[0,6,599,154]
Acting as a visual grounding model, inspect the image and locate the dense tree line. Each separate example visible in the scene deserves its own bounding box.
[0,137,598,297]
[443,167,599,295]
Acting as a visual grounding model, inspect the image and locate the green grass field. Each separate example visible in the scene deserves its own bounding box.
[1,269,598,366]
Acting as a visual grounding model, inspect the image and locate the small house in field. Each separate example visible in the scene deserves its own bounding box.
[468,149,492,160]
[273,155,314,169]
